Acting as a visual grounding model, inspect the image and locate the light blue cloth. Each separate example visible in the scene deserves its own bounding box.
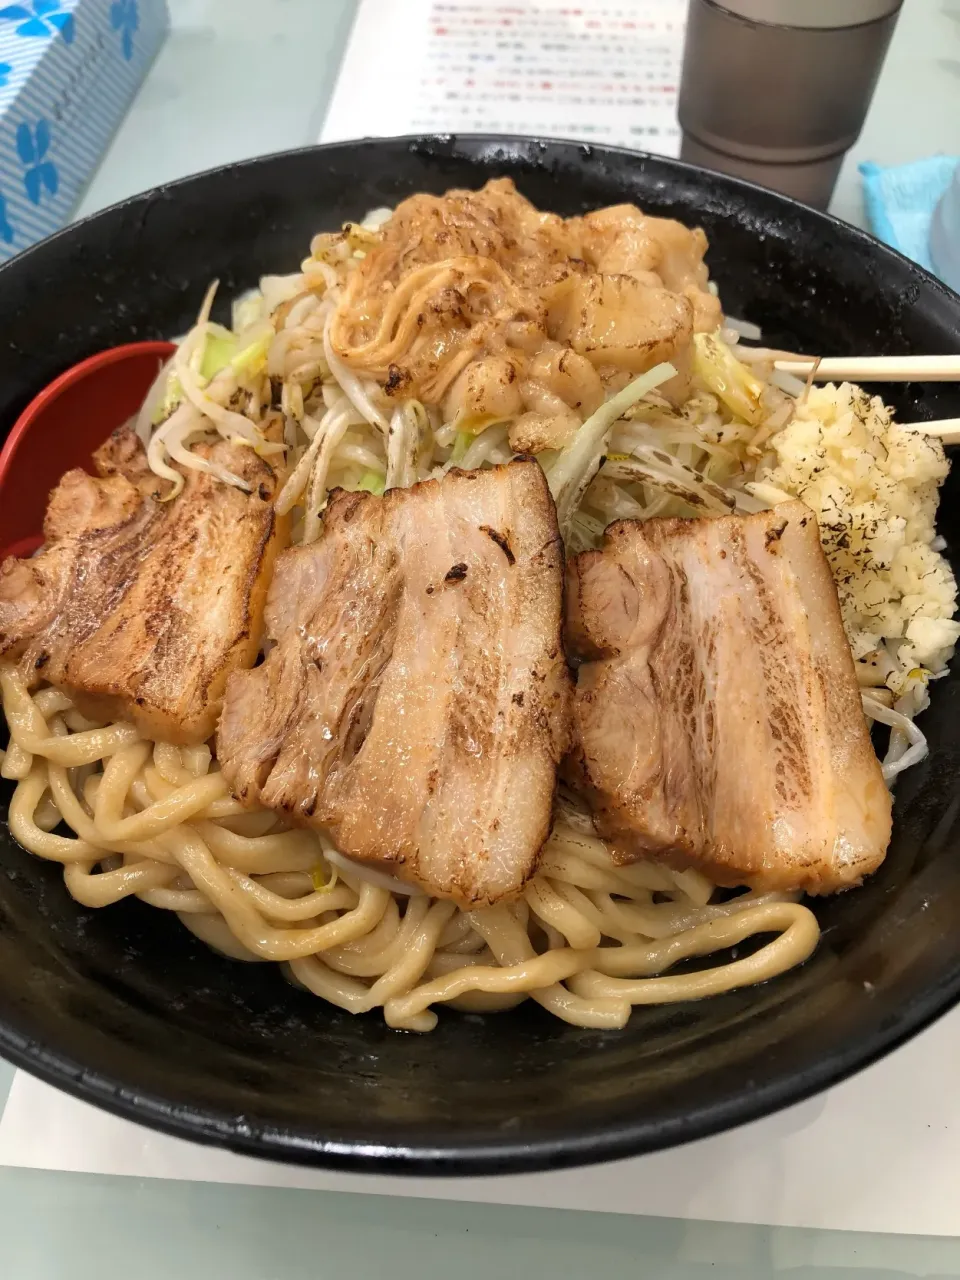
[859,155,959,275]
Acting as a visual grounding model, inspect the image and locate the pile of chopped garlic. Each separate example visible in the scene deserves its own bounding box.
[752,382,960,710]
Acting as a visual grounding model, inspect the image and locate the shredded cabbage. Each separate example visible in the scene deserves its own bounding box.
[356,469,386,496]
[386,402,429,490]
[449,429,472,465]
[693,331,765,425]
[547,362,677,537]
[199,331,236,382]
[231,333,271,377]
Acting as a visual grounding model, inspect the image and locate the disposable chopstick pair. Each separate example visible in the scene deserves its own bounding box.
[735,349,960,444]
[775,355,960,444]
[773,354,960,383]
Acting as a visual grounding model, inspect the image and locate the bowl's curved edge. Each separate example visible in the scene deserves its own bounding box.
[2,973,959,1176]
[3,132,959,320]
[2,135,960,1175]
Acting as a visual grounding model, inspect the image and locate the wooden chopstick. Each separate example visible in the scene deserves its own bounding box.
[900,419,960,445]
[735,346,812,364]
[773,355,960,382]
[733,346,960,439]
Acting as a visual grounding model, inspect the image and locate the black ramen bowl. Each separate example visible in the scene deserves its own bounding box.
[1,137,959,1176]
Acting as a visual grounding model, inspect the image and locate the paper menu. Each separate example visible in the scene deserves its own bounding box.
[320,0,686,156]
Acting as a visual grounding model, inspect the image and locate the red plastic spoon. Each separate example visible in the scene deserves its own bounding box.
[0,341,177,561]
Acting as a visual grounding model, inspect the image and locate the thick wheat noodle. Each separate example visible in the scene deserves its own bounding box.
[435,964,529,1016]
[569,908,821,1004]
[543,829,677,885]
[180,744,212,775]
[8,765,100,861]
[66,747,353,916]
[594,888,792,940]
[0,669,823,1031]
[546,877,613,937]
[137,867,353,919]
[3,668,137,762]
[333,261,459,361]
[672,866,714,906]
[133,767,191,810]
[321,895,405,974]
[193,821,318,874]
[32,791,63,831]
[525,877,602,950]
[339,266,461,369]
[1,738,32,780]
[437,911,473,948]
[46,743,169,860]
[444,906,629,1031]
[358,899,458,1012]
[437,911,487,954]
[136,883,213,912]
[179,911,264,961]
[219,872,357,922]
[153,741,198,785]
[167,786,245,819]
[581,889,655,943]
[322,895,422,978]
[385,902,819,1029]
[536,848,652,895]
[257,871,323,895]
[65,857,179,908]
[159,826,393,962]
[94,744,229,841]
[427,948,495,975]
[219,810,282,838]
[332,258,523,373]
[287,953,380,1017]
[32,689,75,718]
[580,903,815,978]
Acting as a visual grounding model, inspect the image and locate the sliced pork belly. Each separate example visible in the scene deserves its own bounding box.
[565,501,892,893]
[0,426,285,744]
[218,459,571,907]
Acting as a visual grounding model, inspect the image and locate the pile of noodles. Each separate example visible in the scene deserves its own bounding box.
[0,206,949,1030]
[0,668,818,1031]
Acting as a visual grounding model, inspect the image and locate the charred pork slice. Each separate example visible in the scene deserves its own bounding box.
[218,459,571,907]
[0,426,285,744]
[566,501,892,894]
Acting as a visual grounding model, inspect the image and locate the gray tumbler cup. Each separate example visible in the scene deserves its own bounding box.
[678,0,904,208]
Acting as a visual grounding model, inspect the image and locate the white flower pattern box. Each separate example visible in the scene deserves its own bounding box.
[0,0,169,262]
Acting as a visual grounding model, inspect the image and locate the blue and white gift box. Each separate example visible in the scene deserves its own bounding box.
[0,0,169,263]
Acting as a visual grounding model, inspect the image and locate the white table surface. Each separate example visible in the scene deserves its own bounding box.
[4,1,960,1276]
[72,0,960,232]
